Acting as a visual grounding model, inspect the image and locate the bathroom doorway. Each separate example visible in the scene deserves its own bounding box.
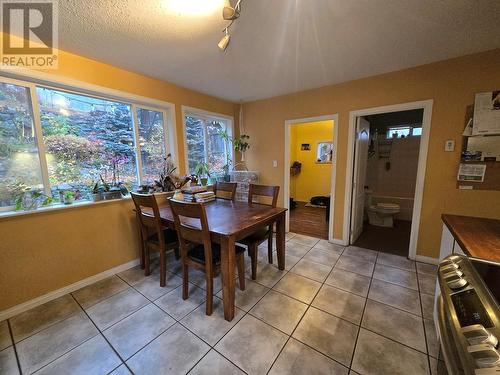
[284,115,338,241]
[346,101,433,259]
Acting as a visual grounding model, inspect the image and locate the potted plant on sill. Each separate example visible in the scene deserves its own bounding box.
[90,181,104,202]
[12,183,53,211]
[63,190,75,205]
[195,162,211,186]
[150,154,190,199]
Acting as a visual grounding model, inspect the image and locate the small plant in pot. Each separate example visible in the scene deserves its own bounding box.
[151,154,190,198]
[234,134,250,161]
[195,162,211,186]
[90,181,104,202]
[12,183,53,211]
[63,190,75,205]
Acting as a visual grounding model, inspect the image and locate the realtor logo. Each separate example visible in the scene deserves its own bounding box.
[1,0,58,69]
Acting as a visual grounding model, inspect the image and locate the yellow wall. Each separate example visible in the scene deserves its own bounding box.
[290,121,333,202]
[0,35,237,311]
[243,49,500,259]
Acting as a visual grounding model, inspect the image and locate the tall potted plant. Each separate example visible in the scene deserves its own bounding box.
[233,134,250,162]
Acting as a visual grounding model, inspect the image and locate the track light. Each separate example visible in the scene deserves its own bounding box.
[218,28,231,51]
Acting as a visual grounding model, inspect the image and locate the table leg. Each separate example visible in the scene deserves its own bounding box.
[220,235,236,321]
[276,212,286,270]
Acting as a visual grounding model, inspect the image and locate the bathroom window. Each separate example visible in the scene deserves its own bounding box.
[387,126,422,138]
[316,142,333,163]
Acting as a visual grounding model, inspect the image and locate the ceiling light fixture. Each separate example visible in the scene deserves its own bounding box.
[218,0,243,51]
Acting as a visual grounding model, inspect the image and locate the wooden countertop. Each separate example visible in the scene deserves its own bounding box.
[442,214,500,262]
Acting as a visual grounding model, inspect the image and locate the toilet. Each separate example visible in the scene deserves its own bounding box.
[365,191,400,227]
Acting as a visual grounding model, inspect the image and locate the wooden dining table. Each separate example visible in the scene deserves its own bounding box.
[154,199,287,321]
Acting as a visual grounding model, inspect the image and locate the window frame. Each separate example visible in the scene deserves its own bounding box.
[181,105,234,176]
[0,71,177,212]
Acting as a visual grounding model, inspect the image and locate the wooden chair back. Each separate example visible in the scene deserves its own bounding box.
[214,181,237,201]
[168,199,213,263]
[130,192,164,242]
[248,184,280,207]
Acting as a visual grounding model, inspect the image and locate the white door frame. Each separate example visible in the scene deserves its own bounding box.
[343,100,433,260]
[284,114,339,243]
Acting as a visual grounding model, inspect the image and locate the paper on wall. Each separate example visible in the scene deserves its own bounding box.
[457,163,486,182]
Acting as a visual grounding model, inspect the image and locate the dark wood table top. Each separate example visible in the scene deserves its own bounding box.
[155,199,287,237]
[442,214,500,263]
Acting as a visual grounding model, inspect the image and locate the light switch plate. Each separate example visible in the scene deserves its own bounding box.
[273,160,278,167]
[445,140,455,152]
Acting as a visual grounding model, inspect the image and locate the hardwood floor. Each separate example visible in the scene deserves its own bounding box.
[289,201,329,239]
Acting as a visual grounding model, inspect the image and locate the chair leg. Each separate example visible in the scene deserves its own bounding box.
[182,264,189,300]
[174,246,180,260]
[205,272,213,316]
[248,243,258,280]
[144,243,151,276]
[160,248,166,287]
[268,231,273,264]
[236,254,246,291]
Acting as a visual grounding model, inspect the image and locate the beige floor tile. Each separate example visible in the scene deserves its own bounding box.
[127,323,209,375]
[118,266,148,286]
[312,285,366,324]
[104,304,175,359]
[0,347,19,375]
[155,284,206,320]
[373,263,418,290]
[313,240,345,253]
[303,247,340,267]
[273,273,322,303]
[216,315,288,375]
[109,364,132,375]
[421,293,434,320]
[16,311,98,374]
[416,262,437,275]
[9,294,81,343]
[86,288,149,330]
[217,279,270,312]
[132,271,183,300]
[247,262,287,288]
[250,290,307,334]
[361,300,426,352]
[274,253,301,270]
[368,279,421,315]
[351,329,429,375]
[292,307,358,366]
[290,259,332,282]
[0,321,11,351]
[190,350,245,375]
[377,253,416,272]
[325,268,371,297]
[418,273,437,295]
[335,255,375,277]
[288,234,320,247]
[285,242,312,258]
[424,318,439,358]
[269,338,348,375]
[36,335,121,375]
[72,276,129,309]
[181,297,244,345]
[342,246,378,263]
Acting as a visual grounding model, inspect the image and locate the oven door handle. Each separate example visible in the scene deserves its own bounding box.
[437,294,465,375]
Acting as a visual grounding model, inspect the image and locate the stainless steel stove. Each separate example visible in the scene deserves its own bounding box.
[435,254,500,375]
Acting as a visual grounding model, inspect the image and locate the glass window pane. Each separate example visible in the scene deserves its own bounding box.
[0,82,43,208]
[412,127,422,136]
[37,87,137,199]
[137,108,165,184]
[185,115,206,174]
[387,126,411,138]
[206,120,226,175]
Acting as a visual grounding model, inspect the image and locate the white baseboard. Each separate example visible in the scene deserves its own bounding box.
[0,258,140,321]
[415,255,439,265]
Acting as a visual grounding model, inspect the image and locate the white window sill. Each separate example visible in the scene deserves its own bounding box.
[0,196,132,221]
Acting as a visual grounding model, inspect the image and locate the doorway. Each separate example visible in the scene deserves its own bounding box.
[344,101,433,260]
[284,115,338,241]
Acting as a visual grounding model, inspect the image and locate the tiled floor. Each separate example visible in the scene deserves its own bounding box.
[0,232,444,375]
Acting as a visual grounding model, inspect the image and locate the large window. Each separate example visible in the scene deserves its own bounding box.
[0,76,171,210]
[185,112,231,176]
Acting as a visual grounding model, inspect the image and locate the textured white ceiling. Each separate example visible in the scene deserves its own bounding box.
[56,0,500,102]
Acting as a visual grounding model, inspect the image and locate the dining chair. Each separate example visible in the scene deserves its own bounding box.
[130,192,179,287]
[213,181,237,201]
[239,184,280,280]
[169,199,246,315]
